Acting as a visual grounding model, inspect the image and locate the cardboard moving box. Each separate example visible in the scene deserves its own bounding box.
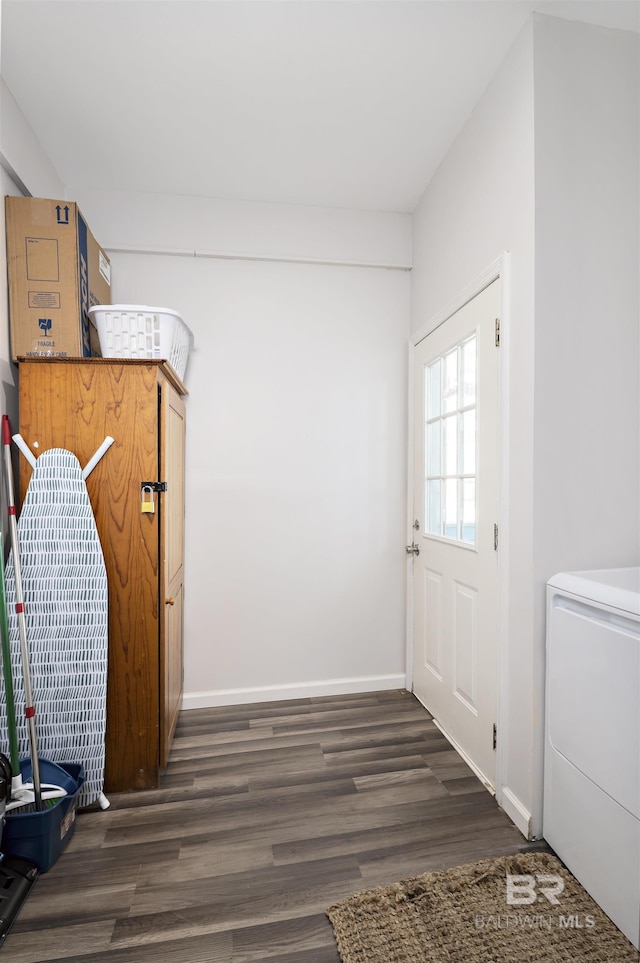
[5,196,111,361]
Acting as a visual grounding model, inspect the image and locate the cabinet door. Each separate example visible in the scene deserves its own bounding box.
[160,379,185,767]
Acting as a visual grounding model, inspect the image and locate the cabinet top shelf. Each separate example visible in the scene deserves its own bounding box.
[17,356,188,396]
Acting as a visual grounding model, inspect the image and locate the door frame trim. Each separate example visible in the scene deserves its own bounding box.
[406,252,510,808]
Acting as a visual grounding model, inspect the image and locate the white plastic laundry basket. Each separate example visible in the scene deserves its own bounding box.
[89,305,193,381]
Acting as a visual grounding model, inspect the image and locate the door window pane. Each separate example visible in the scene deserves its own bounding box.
[462,337,476,406]
[423,331,477,546]
[462,410,476,475]
[426,480,441,535]
[443,415,457,476]
[427,361,441,419]
[443,350,458,412]
[462,478,476,544]
[427,422,440,476]
[444,478,458,539]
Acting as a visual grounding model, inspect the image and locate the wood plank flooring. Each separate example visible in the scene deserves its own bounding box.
[5,690,545,962]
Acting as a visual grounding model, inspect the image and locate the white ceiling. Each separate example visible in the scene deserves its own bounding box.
[1,0,638,213]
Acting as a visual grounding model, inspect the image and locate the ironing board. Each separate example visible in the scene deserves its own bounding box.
[0,447,109,808]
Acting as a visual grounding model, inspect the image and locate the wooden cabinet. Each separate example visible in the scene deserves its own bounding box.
[18,358,186,792]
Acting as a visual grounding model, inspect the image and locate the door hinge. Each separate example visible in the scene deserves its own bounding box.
[495,318,501,347]
[493,723,497,751]
[141,481,168,492]
[493,523,499,551]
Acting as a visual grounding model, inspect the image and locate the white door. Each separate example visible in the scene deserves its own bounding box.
[411,279,501,788]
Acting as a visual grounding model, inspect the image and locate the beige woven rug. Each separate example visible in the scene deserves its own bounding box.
[327,851,639,962]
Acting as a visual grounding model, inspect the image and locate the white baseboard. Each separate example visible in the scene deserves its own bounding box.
[181,673,407,710]
[500,785,533,839]
[422,708,534,842]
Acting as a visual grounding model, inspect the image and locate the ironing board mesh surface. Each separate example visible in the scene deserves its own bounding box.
[0,449,108,807]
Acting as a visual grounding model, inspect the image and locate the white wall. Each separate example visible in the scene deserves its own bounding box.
[73,187,411,269]
[0,78,65,200]
[412,21,537,835]
[0,166,20,444]
[532,14,639,825]
[533,15,640,577]
[0,77,67,495]
[411,14,639,839]
[71,188,412,705]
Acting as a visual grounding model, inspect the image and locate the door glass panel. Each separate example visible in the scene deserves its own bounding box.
[462,337,476,406]
[462,478,476,544]
[426,479,441,535]
[444,478,458,539]
[462,410,476,475]
[427,361,441,419]
[427,422,440,476]
[443,415,457,475]
[424,332,477,545]
[443,350,458,412]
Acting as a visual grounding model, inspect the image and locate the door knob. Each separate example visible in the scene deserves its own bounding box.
[405,543,420,556]
[165,597,175,606]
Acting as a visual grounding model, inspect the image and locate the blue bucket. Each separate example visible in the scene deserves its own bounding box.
[2,759,85,873]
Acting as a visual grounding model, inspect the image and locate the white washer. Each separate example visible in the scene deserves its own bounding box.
[544,567,640,949]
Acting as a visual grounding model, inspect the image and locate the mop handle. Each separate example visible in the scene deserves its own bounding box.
[0,544,20,778]
[1,415,42,808]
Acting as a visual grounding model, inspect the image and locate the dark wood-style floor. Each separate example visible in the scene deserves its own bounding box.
[6,690,545,962]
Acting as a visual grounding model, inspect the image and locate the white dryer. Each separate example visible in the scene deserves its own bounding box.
[544,567,640,949]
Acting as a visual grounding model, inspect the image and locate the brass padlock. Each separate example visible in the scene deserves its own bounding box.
[141,486,155,514]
